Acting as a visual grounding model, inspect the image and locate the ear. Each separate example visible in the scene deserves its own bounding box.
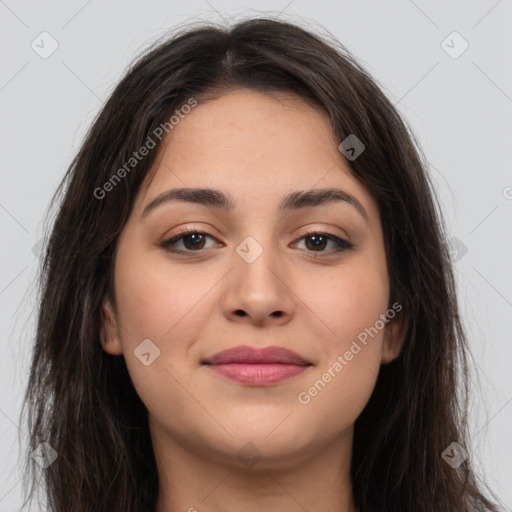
[99,295,123,355]
[381,310,408,365]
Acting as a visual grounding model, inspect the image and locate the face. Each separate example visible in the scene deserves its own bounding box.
[100,89,406,470]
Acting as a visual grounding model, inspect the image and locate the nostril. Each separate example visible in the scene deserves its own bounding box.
[234,310,246,316]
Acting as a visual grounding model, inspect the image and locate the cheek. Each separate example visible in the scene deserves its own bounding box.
[293,256,388,418]
[112,250,222,410]
[297,350,380,444]
[114,249,213,344]
[300,253,389,350]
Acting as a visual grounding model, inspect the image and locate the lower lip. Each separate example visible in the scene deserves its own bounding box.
[204,363,310,385]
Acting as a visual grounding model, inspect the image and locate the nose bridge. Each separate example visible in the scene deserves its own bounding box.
[233,232,281,289]
[221,230,295,325]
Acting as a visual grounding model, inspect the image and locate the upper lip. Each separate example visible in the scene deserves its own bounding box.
[201,345,311,365]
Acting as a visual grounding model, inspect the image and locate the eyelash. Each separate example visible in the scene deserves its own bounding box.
[159,228,354,257]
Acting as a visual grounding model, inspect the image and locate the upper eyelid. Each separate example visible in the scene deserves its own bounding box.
[163,227,348,241]
[164,221,350,239]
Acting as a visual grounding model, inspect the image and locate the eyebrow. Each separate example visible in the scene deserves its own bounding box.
[141,187,369,223]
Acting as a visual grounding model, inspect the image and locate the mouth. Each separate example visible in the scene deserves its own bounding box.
[201,345,313,386]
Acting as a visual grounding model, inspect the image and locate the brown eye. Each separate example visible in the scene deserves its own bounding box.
[304,233,329,251]
[181,232,207,250]
[160,229,354,257]
[294,231,354,256]
[160,230,218,254]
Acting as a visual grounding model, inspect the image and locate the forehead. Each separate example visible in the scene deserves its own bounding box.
[160,89,338,174]
[135,89,379,224]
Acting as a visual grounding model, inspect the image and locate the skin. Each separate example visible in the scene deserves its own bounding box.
[100,89,407,512]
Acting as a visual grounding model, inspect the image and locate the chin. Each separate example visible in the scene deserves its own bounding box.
[206,424,316,469]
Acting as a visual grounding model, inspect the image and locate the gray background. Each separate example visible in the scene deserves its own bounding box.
[1,0,511,510]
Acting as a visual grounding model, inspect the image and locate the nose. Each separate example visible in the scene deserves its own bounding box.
[221,238,296,327]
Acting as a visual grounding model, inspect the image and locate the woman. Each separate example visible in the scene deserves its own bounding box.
[21,17,504,512]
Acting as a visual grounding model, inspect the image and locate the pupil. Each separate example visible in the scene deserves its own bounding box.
[306,235,326,251]
[184,233,205,249]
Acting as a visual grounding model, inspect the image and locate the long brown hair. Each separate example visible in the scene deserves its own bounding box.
[21,17,504,512]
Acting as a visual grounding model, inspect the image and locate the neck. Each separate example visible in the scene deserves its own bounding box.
[152,420,357,512]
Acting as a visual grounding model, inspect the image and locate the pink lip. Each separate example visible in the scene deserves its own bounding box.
[201,345,312,385]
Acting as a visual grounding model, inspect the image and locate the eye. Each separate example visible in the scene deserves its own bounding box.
[160,229,220,254]
[160,228,354,256]
[293,229,354,256]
